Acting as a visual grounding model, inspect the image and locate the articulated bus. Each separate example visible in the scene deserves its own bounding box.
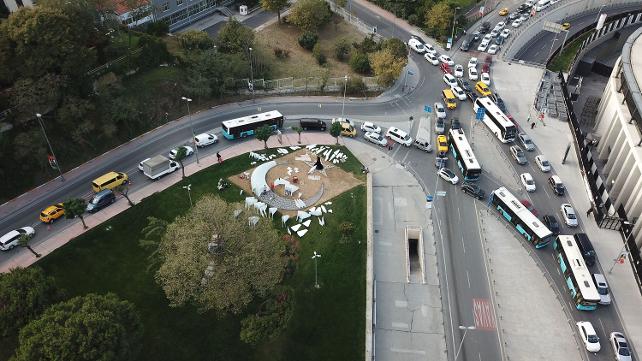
[489,187,553,248]
[473,97,517,143]
[448,128,481,181]
[221,110,284,140]
[553,235,601,311]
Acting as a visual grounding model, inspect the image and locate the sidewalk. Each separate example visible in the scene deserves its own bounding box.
[0,133,341,273]
[493,59,642,357]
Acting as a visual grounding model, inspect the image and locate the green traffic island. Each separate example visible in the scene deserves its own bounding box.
[0,146,366,361]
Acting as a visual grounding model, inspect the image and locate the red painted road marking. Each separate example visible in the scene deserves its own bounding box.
[473,298,496,330]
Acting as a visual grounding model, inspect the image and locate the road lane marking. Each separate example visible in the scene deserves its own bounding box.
[466,270,471,288]
[390,348,426,355]
[461,235,466,253]
[472,298,496,330]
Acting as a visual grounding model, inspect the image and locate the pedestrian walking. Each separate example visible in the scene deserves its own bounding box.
[531,122,536,129]
[587,208,594,216]
[217,152,223,163]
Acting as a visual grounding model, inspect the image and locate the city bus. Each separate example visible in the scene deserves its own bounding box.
[221,110,284,140]
[473,97,517,143]
[489,187,553,248]
[553,235,601,311]
[448,128,481,181]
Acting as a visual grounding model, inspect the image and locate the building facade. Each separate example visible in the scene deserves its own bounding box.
[3,0,35,12]
[594,27,642,249]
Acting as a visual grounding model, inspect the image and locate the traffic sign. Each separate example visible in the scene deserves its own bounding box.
[424,105,432,113]
[476,107,485,120]
[436,191,447,197]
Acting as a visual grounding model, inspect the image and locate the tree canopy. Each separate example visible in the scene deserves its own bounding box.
[424,2,452,38]
[255,124,273,149]
[288,0,332,32]
[260,0,289,23]
[369,48,407,87]
[216,18,255,54]
[155,195,286,314]
[13,293,143,361]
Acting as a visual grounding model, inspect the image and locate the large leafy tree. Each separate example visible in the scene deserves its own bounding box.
[13,293,143,361]
[424,2,452,38]
[260,0,289,23]
[155,195,287,314]
[0,267,60,337]
[369,48,407,87]
[255,125,273,149]
[288,0,331,32]
[216,18,255,54]
[64,198,88,229]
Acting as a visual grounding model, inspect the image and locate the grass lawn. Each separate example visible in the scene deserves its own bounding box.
[1,147,366,361]
[255,15,366,79]
[548,32,591,73]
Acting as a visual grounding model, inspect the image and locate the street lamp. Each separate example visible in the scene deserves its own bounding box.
[35,113,64,181]
[341,75,348,119]
[609,221,635,274]
[312,251,322,288]
[181,96,199,164]
[455,325,476,360]
[248,47,255,100]
[182,184,193,207]
[449,7,461,50]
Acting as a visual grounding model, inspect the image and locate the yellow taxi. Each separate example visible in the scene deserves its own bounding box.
[562,22,571,30]
[475,81,492,97]
[499,7,509,16]
[40,203,65,223]
[340,122,357,137]
[437,135,449,154]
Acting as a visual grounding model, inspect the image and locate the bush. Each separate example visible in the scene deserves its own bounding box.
[274,47,290,59]
[345,77,366,96]
[334,39,350,62]
[143,21,169,36]
[312,43,326,65]
[349,52,370,74]
[298,32,318,50]
[407,14,419,26]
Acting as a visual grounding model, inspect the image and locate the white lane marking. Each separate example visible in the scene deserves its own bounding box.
[458,206,461,221]
[461,235,466,253]
[542,184,552,199]
[466,269,471,288]
[433,198,456,352]
[390,348,426,355]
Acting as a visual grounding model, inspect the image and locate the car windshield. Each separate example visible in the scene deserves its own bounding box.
[597,286,608,295]
[587,335,598,343]
[567,212,576,219]
[526,179,534,185]
[542,160,550,166]
[91,197,100,205]
[619,346,631,356]
[444,170,455,177]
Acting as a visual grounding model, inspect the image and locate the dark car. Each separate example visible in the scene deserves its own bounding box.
[471,31,481,43]
[495,96,507,113]
[521,199,538,217]
[467,92,479,103]
[494,36,505,45]
[479,21,491,34]
[411,34,428,46]
[548,175,566,196]
[508,12,519,21]
[458,79,473,94]
[86,189,116,213]
[451,118,461,130]
[542,215,560,235]
[300,118,327,131]
[462,183,485,199]
[574,233,597,267]
[435,156,448,169]
[460,38,471,52]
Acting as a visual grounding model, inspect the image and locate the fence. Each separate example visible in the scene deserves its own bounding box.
[234,76,381,95]
[325,0,384,41]
[86,48,143,77]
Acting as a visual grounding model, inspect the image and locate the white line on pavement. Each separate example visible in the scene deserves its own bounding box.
[466,269,471,288]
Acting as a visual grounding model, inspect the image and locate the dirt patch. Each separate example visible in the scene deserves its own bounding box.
[229,149,363,215]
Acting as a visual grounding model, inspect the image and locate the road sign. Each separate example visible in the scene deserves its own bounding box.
[476,107,485,120]
[436,191,447,197]
[543,21,564,34]
[424,105,432,113]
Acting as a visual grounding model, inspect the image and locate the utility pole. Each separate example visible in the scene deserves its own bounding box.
[181,97,199,164]
[249,47,255,100]
[312,251,322,288]
[36,113,64,181]
[341,75,348,119]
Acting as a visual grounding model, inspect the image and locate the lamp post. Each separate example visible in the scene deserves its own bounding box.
[455,325,476,360]
[181,97,199,164]
[341,75,348,119]
[449,7,461,50]
[182,184,193,207]
[248,47,255,100]
[312,251,322,288]
[35,113,64,181]
[609,222,634,274]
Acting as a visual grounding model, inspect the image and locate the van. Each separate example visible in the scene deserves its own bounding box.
[592,273,611,305]
[86,189,116,213]
[386,127,412,146]
[91,171,129,193]
[299,118,326,131]
[574,233,596,267]
[535,0,549,11]
[442,89,457,110]
[414,125,432,152]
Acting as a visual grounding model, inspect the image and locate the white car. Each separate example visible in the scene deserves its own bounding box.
[489,29,500,38]
[452,86,467,101]
[360,121,382,133]
[518,132,535,151]
[443,73,457,87]
[468,66,479,80]
[169,145,194,160]
[535,155,551,172]
[483,34,493,42]
[520,173,536,192]
[560,203,578,227]
[577,321,601,353]
[424,43,437,55]
[435,102,447,119]
[487,44,499,55]
[477,41,489,52]
[194,133,218,147]
[609,332,632,361]
[408,38,426,53]
[495,21,506,31]
[500,28,511,39]
[468,57,478,68]
[0,227,35,251]
[332,117,355,127]
[512,18,523,28]
[138,157,151,171]
[593,273,612,305]
[481,72,491,86]
[438,168,459,185]
[439,54,454,66]
[424,52,439,65]
[364,131,388,146]
[454,64,464,78]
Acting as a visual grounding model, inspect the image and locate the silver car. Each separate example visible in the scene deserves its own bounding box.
[510,145,528,165]
[518,133,535,151]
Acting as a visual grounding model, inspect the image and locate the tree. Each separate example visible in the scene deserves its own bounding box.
[64,198,88,229]
[424,2,452,38]
[174,146,188,179]
[297,32,318,50]
[217,18,255,54]
[330,121,342,144]
[369,48,407,87]
[255,125,273,149]
[334,38,350,61]
[155,195,287,314]
[14,293,143,361]
[312,43,326,65]
[291,126,303,144]
[288,0,331,32]
[114,183,134,207]
[18,233,40,258]
[349,51,371,74]
[0,267,60,337]
[240,287,294,344]
[260,0,289,23]
[382,38,408,60]
[177,30,215,50]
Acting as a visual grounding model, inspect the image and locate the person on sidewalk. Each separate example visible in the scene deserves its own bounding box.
[587,207,594,217]
[216,152,223,163]
[531,122,536,129]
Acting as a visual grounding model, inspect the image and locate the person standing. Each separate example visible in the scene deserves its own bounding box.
[217,152,223,163]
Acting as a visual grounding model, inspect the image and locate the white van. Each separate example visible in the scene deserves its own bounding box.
[535,0,550,11]
[386,126,412,147]
[414,118,433,152]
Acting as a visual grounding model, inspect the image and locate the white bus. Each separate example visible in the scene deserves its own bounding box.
[489,187,553,248]
[473,97,517,143]
[553,235,601,311]
[221,110,284,140]
[448,128,481,181]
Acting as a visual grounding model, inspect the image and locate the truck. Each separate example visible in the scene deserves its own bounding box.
[414,117,433,152]
[140,155,180,180]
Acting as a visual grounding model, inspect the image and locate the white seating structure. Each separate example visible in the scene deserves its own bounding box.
[251,160,277,197]
[281,215,290,227]
[245,197,258,209]
[269,207,278,218]
[254,202,268,217]
[248,216,260,228]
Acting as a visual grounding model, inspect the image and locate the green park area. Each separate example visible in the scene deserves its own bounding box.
[0,146,367,361]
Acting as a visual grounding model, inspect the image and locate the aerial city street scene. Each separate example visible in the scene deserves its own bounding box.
[0,0,641,359]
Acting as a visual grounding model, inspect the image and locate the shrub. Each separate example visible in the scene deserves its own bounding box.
[143,21,169,36]
[334,39,350,62]
[312,43,326,65]
[407,14,419,26]
[349,52,370,74]
[298,32,318,50]
[274,47,290,59]
[345,77,366,96]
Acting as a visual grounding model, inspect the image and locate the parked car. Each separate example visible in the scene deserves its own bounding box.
[490,29,500,38]
[548,175,566,196]
[494,36,505,46]
[479,21,491,33]
[0,227,35,251]
[462,183,485,199]
[300,118,327,131]
[460,38,472,51]
[592,273,612,305]
[169,145,194,160]
[487,44,499,55]
[443,73,458,87]
[542,214,560,235]
[521,199,538,216]
[439,54,455,66]
[408,38,426,53]
[560,203,578,227]
[477,41,490,52]
[424,42,437,55]
[510,145,527,165]
[451,118,461,130]
[435,156,448,169]
[481,72,491,86]
[508,12,520,21]
[518,133,535,151]
[495,21,506,31]
[577,321,601,353]
[468,66,479,80]
[458,79,473,94]
[440,63,452,74]
[438,168,459,185]
[609,332,632,361]
[520,173,536,192]
[360,121,382,133]
[425,52,440,65]
[468,57,478,68]
[386,127,412,146]
[535,155,551,172]
[454,64,464,78]
[499,7,509,16]
[512,18,523,28]
[437,134,449,154]
[364,131,388,147]
[500,28,511,38]
[86,189,116,213]
[39,203,65,223]
[194,132,218,147]
[435,103,447,120]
